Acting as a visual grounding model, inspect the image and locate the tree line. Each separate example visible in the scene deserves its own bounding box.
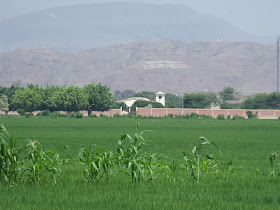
[1,83,280,114]
[0,83,115,114]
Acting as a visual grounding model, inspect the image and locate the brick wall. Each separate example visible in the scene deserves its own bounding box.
[136,108,280,119]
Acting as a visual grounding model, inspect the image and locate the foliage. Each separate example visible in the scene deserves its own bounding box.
[165,93,182,108]
[220,102,233,109]
[78,145,113,185]
[1,117,280,209]
[70,112,83,118]
[12,86,43,112]
[0,95,9,113]
[232,115,245,120]
[110,101,127,111]
[50,112,69,118]
[132,91,156,101]
[84,83,113,114]
[268,151,280,177]
[0,125,24,186]
[241,92,280,109]
[217,114,225,120]
[116,124,157,183]
[246,111,258,119]
[0,82,22,111]
[131,100,164,112]
[88,114,98,118]
[183,93,213,108]
[55,86,88,113]
[17,109,26,116]
[114,90,135,100]
[181,137,221,184]
[219,87,236,102]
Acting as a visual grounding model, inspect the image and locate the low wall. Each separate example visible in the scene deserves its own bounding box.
[0,109,122,117]
[136,108,280,119]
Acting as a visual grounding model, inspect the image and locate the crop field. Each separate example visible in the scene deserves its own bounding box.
[0,116,280,209]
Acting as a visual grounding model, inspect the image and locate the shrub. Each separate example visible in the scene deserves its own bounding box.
[70,112,83,118]
[113,113,121,118]
[51,112,69,118]
[232,115,245,120]
[89,114,98,118]
[220,103,233,109]
[246,111,258,119]
[25,112,34,118]
[99,114,106,118]
[217,114,225,120]
[227,115,231,119]
[41,109,51,116]
[190,112,199,119]
[168,114,174,118]
[200,114,213,119]
[17,109,26,116]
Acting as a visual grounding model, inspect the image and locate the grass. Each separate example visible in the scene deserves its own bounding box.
[0,116,280,209]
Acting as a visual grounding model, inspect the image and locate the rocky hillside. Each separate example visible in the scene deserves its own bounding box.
[0,40,276,94]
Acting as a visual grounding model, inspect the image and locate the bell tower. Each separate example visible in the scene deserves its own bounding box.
[156,91,166,106]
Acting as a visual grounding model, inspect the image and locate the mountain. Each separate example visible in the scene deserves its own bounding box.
[0,39,276,94]
[0,3,271,52]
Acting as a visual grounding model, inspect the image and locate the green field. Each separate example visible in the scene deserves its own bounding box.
[0,116,280,209]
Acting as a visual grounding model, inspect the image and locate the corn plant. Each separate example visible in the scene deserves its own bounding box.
[24,140,64,186]
[162,158,184,183]
[0,125,24,186]
[116,123,158,183]
[181,137,221,184]
[78,145,113,185]
[268,151,280,177]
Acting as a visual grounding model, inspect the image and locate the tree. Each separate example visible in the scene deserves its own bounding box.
[183,93,212,108]
[241,92,280,109]
[114,90,135,100]
[84,83,113,115]
[219,87,236,102]
[11,87,43,112]
[0,95,9,114]
[0,81,22,111]
[165,93,182,108]
[110,102,127,111]
[132,91,156,100]
[53,86,88,113]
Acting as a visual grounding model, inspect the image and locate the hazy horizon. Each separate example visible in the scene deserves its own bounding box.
[1,0,280,37]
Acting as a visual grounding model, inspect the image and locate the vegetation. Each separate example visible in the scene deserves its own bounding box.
[165,93,182,108]
[0,95,9,114]
[220,102,233,109]
[183,92,215,108]
[0,117,280,209]
[241,92,280,109]
[131,100,164,111]
[132,91,156,101]
[219,87,236,102]
[114,90,135,100]
[1,83,113,113]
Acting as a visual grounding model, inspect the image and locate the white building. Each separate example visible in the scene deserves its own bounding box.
[156,91,166,106]
[117,91,166,112]
[116,97,151,112]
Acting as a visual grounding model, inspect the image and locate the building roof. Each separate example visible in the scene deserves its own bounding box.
[156,91,165,95]
[116,97,151,103]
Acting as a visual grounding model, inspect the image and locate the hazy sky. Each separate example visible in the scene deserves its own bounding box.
[1,0,280,36]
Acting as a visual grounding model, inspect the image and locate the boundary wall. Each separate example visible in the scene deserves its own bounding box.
[136,108,280,119]
[1,109,122,117]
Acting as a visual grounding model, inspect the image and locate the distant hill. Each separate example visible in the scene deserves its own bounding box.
[0,3,271,52]
[0,39,276,94]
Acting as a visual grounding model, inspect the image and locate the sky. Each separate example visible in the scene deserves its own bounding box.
[1,0,280,36]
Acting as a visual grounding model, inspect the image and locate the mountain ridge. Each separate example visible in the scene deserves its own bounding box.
[0,39,276,95]
[0,2,273,52]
